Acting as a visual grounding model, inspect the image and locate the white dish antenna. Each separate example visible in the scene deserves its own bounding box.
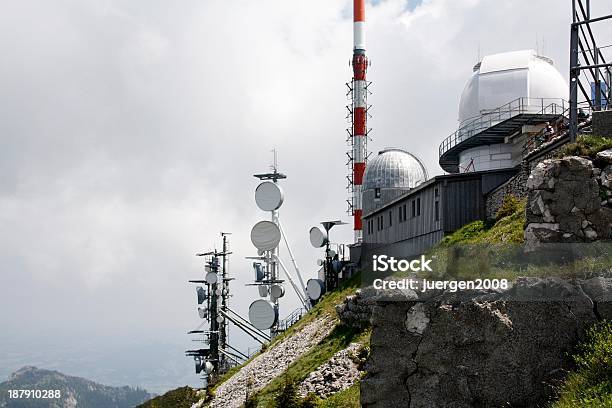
[251,221,281,251]
[248,299,278,330]
[205,272,218,285]
[270,284,285,300]
[255,181,284,211]
[307,278,326,301]
[309,227,327,248]
[258,285,269,297]
[204,361,214,374]
[198,307,208,319]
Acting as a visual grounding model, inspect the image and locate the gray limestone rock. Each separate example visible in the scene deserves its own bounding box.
[596,148,612,164]
[361,277,610,408]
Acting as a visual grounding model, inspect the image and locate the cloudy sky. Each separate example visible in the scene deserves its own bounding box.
[1,0,611,393]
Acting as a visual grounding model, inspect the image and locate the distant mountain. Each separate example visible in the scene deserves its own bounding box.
[0,366,152,408]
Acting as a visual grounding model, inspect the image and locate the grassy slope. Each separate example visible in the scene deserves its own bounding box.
[139,276,364,408]
[556,134,612,161]
[251,274,367,407]
[317,382,361,408]
[552,321,612,408]
[136,387,199,408]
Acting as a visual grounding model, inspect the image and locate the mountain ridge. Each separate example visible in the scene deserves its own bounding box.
[0,366,152,408]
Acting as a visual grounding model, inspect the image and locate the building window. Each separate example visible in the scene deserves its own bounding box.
[435,201,439,221]
[435,188,439,198]
[411,200,416,218]
[417,198,421,216]
[375,188,381,199]
[389,211,392,227]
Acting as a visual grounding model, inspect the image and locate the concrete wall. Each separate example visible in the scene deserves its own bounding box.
[459,143,517,172]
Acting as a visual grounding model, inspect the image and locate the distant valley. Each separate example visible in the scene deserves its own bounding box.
[0,366,152,408]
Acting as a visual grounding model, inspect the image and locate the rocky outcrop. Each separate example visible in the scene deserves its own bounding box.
[361,277,612,408]
[201,317,336,408]
[524,155,612,249]
[336,288,376,329]
[336,286,419,329]
[298,342,362,398]
[593,110,612,138]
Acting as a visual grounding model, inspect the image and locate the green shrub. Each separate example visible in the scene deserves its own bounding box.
[496,194,521,221]
[552,321,612,408]
[244,393,258,408]
[301,393,321,408]
[557,135,612,160]
[274,375,301,408]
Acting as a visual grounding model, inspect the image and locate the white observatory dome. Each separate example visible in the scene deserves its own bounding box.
[458,50,567,125]
[363,148,427,191]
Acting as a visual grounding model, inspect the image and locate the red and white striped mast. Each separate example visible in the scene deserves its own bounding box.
[348,0,369,243]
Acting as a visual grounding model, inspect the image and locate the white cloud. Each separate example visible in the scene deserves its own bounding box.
[1,0,611,391]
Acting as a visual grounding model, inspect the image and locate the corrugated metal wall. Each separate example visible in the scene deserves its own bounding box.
[362,170,516,257]
[442,177,483,232]
[364,181,444,245]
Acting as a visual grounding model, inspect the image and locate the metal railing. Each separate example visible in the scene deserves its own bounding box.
[276,307,306,332]
[523,101,597,156]
[439,97,567,158]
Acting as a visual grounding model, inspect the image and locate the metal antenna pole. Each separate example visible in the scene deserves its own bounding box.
[277,219,309,303]
[220,233,231,371]
[274,255,309,309]
[570,18,579,142]
[569,0,612,142]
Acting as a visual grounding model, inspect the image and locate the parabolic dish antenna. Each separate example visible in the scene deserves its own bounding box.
[198,307,208,319]
[270,284,285,299]
[255,181,284,211]
[204,361,214,375]
[258,285,269,297]
[248,299,278,330]
[251,221,281,251]
[309,227,327,248]
[205,272,218,285]
[307,278,326,300]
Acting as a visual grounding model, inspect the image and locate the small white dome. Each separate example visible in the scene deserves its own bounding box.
[363,148,427,191]
[458,50,568,125]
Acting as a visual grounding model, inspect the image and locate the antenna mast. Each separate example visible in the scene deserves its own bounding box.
[346,0,370,244]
